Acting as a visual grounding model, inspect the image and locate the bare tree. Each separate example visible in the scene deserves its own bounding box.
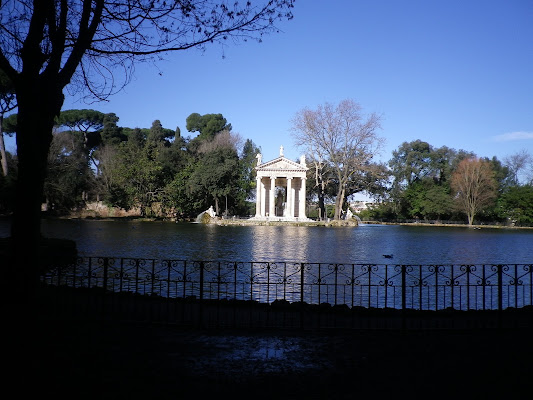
[504,149,532,185]
[291,99,384,220]
[450,158,497,225]
[197,130,243,154]
[308,156,333,220]
[0,0,295,293]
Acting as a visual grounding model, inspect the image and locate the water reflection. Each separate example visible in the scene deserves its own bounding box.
[1,218,532,264]
[194,335,334,374]
[251,225,310,261]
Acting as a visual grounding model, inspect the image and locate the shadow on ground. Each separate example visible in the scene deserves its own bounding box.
[26,319,533,399]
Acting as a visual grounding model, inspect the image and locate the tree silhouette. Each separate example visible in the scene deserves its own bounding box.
[0,0,295,296]
[0,69,16,176]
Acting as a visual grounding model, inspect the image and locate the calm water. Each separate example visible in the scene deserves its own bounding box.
[1,218,532,264]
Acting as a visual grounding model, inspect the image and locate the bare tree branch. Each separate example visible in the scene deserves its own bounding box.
[451,157,497,225]
[291,99,384,220]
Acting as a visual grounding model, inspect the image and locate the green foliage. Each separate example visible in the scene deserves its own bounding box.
[386,140,483,222]
[27,107,532,225]
[482,156,513,193]
[163,164,200,219]
[389,140,434,186]
[357,202,397,221]
[56,109,104,150]
[498,185,533,225]
[235,139,260,211]
[107,139,166,216]
[403,180,453,220]
[93,117,202,218]
[57,109,104,131]
[101,113,127,146]
[186,113,231,141]
[1,113,17,134]
[307,203,335,220]
[44,131,91,212]
[0,69,16,114]
[125,127,146,149]
[188,146,240,215]
[147,119,175,145]
[39,108,529,226]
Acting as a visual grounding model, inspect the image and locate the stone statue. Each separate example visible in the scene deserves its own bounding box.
[300,154,306,167]
[207,205,216,218]
[346,208,353,220]
[280,145,284,156]
[256,153,262,165]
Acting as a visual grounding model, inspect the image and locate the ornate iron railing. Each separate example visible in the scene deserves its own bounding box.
[41,257,533,311]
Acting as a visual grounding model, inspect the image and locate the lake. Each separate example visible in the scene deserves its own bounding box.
[1,218,532,265]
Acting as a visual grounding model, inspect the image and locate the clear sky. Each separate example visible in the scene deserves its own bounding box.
[5,0,533,191]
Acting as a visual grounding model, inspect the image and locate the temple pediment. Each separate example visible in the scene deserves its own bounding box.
[256,156,308,172]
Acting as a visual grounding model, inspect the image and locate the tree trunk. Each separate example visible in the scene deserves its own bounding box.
[0,116,8,176]
[318,190,325,220]
[8,78,64,301]
[334,186,346,220]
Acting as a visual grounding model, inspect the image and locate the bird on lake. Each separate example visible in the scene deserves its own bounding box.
[382,254,393,259]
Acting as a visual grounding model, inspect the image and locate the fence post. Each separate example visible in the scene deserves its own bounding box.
[134,259,139,294]
[497,264,503,329]
[334,263,338,306]
[466,265,471,311]
[401,265,406,311]
[150,259,156,322]
[497,265,503,312]
[151,259,156,295]
[418,266,422,310]
[102,257,109,319]
[71,257,77,288]
[514,264,518,309]
[401,265,406,331]
[367,265,372,308]
[199,261,204,328]
[102,257,108,293]
[482,265,486,311]
[450,265,455,311]
[300,263,305,330]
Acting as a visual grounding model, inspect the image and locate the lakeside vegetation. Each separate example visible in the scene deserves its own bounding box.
[1,110,532,227]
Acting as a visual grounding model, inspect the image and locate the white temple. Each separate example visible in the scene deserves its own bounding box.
[251,146,310,221]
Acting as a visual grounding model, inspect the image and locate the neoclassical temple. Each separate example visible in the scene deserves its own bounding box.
[252,146,310,221]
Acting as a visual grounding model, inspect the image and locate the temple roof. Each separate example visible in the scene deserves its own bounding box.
[256,156,308,172]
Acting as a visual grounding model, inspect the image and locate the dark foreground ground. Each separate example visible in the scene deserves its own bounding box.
[19,318,533,399]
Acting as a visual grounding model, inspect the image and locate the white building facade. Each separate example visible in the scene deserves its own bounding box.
[252,147,310,221]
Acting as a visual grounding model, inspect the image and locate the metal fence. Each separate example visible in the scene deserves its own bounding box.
[39,257,533,330]
[42,257,533,311]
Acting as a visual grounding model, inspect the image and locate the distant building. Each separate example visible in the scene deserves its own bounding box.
[350,200,375,213]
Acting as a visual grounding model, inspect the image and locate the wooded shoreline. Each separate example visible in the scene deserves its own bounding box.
[2,213,532,230]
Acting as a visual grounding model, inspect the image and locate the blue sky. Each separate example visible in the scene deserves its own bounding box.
[5,0,533,193]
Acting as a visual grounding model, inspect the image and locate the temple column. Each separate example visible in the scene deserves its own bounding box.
[299,177,306,218]
[269,176,276,218]
[260,178,266,217]
[286,177,293,218]
[255,176,261,217]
